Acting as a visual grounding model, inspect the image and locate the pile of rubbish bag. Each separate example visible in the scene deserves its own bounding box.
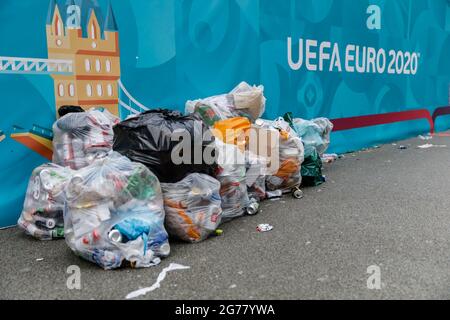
[52,108,119,170]
[64,152,169,270]
[18,82,337,270]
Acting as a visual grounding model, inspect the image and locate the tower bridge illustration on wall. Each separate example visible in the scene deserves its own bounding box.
[0,0,149,117]
[0,0,149,158]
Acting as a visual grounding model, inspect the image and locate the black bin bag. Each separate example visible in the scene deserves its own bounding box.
[113,109,217,183]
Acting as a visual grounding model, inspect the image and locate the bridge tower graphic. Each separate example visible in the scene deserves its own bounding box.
[0,0,149,159]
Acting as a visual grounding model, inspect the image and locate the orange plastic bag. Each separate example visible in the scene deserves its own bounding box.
[212,117,251,151]
[275,158,300,179]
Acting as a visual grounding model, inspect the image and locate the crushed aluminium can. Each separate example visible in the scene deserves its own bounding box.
[246,201,260,215]
[256,224,273,232]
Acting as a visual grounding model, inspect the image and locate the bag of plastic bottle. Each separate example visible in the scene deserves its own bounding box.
[214,139,250,221]
[113,109,217,183]
[255,118,304,192]
[53,108,119,170]
[17,164,72,240]
[186,82,266,126]
[64,152,169,270]
[161,173,222,243]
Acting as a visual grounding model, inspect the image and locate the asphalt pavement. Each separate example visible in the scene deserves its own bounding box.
[1,133,450,300]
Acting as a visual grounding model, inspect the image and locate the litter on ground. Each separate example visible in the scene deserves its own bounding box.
[126,263,190,299]
[257,224,274,232]
[417,144,447,149]
[418,134,433,140]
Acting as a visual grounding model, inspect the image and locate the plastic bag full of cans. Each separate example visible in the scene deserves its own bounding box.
[52,108,119,170]
[185,82,266,126]
[64,152,170,270]
[214,139,250,221]
[161,173,222,243]
[18,164,72,240]
[245,151,268,202]
[255,118,304,193]
[288,115,333,157]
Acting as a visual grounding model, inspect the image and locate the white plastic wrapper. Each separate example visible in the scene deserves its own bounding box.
[161,173,222,243]
[255,118,304,192]
[185,82,266,126]
[291,117,333,157]
[64,152,169,270]
[17,164,72,240]
[214,139,250,221]
[52,108,119,170]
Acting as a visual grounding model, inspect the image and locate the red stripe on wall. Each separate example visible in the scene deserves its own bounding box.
[331,110,434,133]
[432,106,450,123]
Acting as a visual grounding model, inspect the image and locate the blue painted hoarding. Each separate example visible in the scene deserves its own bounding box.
[0,0,449,227]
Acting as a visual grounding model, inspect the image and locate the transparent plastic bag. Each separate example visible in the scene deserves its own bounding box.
[18,164,72,240]
[53,108,119,170]
[64,152,169,270]
[245,151,268,202]
[214,139,250,221]
[290,117,333,157]
[161,173,222,243]
[186,94,235,127]
[255,118,304,192]
[230,82,266,121]
[186,82,266,126]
